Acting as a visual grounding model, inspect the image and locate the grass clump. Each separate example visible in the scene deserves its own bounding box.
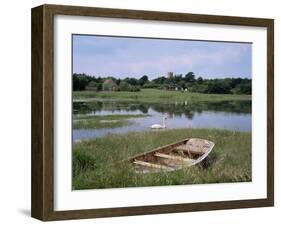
[73,114,148,129]
[73,150,96,177]
[72,128,251,189]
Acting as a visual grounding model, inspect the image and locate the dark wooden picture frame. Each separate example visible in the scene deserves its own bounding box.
[31,4,274,221]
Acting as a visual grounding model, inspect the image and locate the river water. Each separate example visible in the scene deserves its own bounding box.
[73,100,251,141]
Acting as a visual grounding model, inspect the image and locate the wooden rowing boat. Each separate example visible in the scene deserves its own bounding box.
[128,138,215,173]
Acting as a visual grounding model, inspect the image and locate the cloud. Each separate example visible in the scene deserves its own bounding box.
[123,45,248,77]
[73,36,252,78]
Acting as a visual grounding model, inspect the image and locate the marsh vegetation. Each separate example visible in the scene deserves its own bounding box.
[73,128,251,189]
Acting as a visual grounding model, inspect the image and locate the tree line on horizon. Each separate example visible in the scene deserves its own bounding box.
[73,72,252,94]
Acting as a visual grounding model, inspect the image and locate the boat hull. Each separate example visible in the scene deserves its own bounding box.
[128,138,215,173]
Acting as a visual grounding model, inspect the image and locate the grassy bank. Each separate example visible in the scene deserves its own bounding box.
[73,128,251,189]
[73,89,251,103]
[73,114,148,129]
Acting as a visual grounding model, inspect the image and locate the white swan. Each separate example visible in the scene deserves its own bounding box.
[150,116,167,129]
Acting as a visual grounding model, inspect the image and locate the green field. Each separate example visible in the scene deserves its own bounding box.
[73,128,251,189]
[73,89,251,103]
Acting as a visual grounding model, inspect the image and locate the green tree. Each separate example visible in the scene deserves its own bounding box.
[152,76,166,84]
[125,77,139,86]
[85,81,98,91]
[205,80,232,94]
[184,72,195,83]
[178,80,186,89]
[73,73,91,91]
[119,81,131,91]
[233,83,252,94]
[139,75,149,86]
[197,76,203,84]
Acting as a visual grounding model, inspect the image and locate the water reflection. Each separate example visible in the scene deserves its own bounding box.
[73,100,251,118]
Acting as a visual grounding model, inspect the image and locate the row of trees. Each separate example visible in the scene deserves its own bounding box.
[73,72,251,94]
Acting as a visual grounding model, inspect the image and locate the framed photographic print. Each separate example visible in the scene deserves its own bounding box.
[31,4,274,221]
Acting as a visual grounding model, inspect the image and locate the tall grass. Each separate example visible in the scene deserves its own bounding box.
[73,128,251,190]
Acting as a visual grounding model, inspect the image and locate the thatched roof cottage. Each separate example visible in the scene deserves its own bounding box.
[102,79,118,91]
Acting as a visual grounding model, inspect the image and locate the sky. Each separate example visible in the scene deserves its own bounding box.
[72,34,252,79]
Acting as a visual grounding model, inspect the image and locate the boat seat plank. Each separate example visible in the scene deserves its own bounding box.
[133,160,173,170]
[174,145,206,155]
[154,152,193,163]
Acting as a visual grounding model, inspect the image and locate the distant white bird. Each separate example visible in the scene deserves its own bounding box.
[150,116,167,129]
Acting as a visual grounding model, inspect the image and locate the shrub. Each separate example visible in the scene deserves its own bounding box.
[119,81,131,91]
